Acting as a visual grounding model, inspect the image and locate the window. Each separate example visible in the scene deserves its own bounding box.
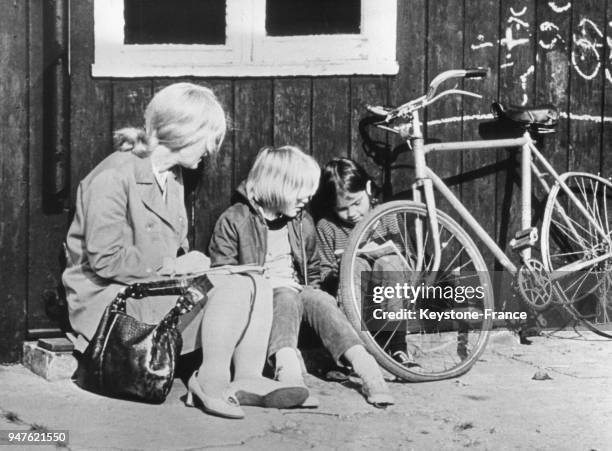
[92,0,398,77]
[123,0,226,45]
[265,0,361,36]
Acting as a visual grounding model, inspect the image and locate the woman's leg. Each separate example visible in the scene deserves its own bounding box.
[194,274,255,395]
[231,275,273,379]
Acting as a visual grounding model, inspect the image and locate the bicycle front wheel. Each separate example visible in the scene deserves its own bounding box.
[339,201,494,381]
[541,172,612,338]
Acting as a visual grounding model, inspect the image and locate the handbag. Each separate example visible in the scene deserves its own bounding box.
[75,274,213,403]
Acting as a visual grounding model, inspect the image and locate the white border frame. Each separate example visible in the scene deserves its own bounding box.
[92,0,398,77]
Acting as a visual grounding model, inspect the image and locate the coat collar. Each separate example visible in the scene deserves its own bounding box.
[134,154,182,231]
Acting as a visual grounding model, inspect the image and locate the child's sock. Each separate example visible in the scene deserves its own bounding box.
[275,347,320,408]
[344,345,394,406]
[274,347,303,383]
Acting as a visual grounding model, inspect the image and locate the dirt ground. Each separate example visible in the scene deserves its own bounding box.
[1,330,611,450]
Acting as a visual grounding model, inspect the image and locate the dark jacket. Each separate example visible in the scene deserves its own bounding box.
[208,182,321,288]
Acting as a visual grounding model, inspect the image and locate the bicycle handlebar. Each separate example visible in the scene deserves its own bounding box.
[366,67,489,122]
[464,68,489,78]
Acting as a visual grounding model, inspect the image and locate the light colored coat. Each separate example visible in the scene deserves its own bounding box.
[62,150,189,351]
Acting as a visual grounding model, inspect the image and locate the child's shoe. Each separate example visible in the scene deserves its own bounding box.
[275,347,320,408]
[346,345,395,407]
[391,350,421,368]
[230,377,308,408]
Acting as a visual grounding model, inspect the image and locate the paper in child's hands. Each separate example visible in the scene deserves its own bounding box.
[357,240,413,269]
[203,264,264,275]
[357,240,402,259]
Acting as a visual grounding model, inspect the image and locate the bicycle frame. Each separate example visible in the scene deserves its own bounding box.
[404,109,612,278]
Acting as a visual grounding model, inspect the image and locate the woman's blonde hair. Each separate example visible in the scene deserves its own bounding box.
[113,83,227,157]
[246,145,321,213]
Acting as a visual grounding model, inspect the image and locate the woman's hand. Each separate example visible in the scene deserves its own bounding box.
[158,251,211,276]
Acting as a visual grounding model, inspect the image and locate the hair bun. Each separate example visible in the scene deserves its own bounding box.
[113,127,148,154]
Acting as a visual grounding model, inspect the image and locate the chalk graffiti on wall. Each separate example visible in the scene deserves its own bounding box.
[470,2,611,108]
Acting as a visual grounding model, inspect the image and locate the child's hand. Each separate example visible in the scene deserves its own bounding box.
[334,249,344,261]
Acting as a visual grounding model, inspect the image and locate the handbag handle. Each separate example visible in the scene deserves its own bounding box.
[111,274,213,315]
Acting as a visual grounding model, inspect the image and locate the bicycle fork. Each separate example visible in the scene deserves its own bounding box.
[406,111,443,273]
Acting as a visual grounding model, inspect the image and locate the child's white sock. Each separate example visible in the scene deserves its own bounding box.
[344,345,394,406]
[275,347,320,408]
[274,347,303,383]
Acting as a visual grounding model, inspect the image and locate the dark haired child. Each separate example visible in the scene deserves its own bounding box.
[315,157,416,366]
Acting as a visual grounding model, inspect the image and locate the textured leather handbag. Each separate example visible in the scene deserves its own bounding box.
[75,275,212,404]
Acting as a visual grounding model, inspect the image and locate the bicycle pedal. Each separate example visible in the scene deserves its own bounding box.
[510,227,538,252]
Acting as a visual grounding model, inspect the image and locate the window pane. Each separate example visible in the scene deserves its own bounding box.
[266,0,361,36]
[124,0,225,45]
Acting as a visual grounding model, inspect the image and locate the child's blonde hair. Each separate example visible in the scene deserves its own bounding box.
[246,146,321,213]
[113,83,226,157]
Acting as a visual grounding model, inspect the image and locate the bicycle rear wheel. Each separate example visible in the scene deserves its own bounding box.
[541,172,612,338]
[339,201,493,381]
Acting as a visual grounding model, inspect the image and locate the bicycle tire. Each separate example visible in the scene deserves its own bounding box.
[541,172,612,338]
[339,201,494,381]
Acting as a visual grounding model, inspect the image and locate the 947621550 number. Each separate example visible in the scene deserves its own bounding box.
[1,430,68,446]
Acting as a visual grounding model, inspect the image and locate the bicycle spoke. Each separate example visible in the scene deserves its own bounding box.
[340,202,493,380]
[542,173,612,338]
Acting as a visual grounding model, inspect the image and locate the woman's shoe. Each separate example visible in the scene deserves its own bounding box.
[230,377,308,408]
[186,373,245,419]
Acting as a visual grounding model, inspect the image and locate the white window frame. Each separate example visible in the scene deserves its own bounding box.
[92,0,398,77]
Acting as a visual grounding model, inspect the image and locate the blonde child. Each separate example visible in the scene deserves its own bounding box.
[209,146,394,407]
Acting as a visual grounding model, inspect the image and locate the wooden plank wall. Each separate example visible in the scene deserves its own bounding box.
[1,0,611,361]
[0,0,29,362]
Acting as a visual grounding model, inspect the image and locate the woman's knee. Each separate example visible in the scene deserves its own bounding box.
[206,274,257,310]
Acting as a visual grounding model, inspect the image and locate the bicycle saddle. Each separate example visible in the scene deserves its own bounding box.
[491,102,559,132]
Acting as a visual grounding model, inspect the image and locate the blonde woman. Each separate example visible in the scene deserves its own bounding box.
[209,146,394,407]
[63,84,307,419]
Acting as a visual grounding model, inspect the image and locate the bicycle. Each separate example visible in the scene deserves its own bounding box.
[339,68,612,382]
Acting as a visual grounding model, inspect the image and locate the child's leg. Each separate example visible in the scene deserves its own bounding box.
[372,255,412,358]
[299,287,362,363]
[343,344,394,406]
[353,256,372,312]
[299,287,394,406]
[268,287,304,381]
[267,287,320,407]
